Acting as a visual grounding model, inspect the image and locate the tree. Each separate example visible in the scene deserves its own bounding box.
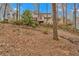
[16,3,18,20]
[65,3,67,24]
[33,3,40,21]
[62,3,65,24]
[56,4,58,19]
[18,4,20,20]
[52,3,58,40]
[74,3,77,30]
[3,3,8,20]
[56,3,59,24]
[0,4,3,20]
[46,3,48,24]
[16,3,20,20]
[21,10,38,27]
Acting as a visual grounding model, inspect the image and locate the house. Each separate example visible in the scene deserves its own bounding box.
[0,4,16,21]
[32,11,53,24]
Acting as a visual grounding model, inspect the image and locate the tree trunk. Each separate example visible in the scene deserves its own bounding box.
[65,3,67,24]
[38,4,40,20]
[56,4,59,24]
[0,4,3,20]
[62,3,65,24]
[3,3,7,20]
[18,4,20,20]
[16,3,19,20]
[74,3,76,30]
[52,3,58,40]
[46,3,48,24]
[33,3,40,21]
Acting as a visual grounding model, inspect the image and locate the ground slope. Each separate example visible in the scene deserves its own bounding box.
[0,23,78,55]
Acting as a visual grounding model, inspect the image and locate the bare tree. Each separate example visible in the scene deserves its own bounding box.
[33,3,40,21]
[74,3,77,30]
[3,3,8,20]
[56,3,59,24]
[52,3,58,40]
[62,3,65,24]
[18,4,20,20]
[0,4,3,20]
[65,3,67,24]
[46,3,48,24]
[16,3,20,20]
[56,4,58,19]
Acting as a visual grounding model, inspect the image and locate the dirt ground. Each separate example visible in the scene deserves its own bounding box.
[0,23,79,56]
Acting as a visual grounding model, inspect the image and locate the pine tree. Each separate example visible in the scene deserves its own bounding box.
[52,3,58,40]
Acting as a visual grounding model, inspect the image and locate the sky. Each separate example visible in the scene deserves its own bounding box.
[10,3,79,17]
[10,3,52,14]
[10,3,76,12]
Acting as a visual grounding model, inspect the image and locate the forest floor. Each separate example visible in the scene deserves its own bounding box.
[0,23,79,55]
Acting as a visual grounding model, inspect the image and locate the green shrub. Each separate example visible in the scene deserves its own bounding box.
[21,10,39,28]
[12,10,39,28]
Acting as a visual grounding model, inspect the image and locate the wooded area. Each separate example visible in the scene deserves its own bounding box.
[0,3,79,55]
